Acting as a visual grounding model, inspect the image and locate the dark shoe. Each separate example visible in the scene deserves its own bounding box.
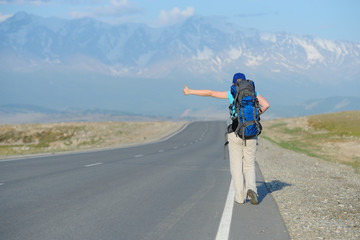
[247,189,258,205]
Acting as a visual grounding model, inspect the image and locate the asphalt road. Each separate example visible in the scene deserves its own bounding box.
[0,121,290,240]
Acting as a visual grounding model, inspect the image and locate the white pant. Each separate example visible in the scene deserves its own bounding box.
[227,132,258,203]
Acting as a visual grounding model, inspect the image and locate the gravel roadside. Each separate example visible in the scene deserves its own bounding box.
[257,137,360,240]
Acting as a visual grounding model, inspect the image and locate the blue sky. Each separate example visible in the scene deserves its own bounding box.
[0,0,359,42]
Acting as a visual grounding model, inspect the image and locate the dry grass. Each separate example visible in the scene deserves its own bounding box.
[0,121,185,158]
[261,111,360,172]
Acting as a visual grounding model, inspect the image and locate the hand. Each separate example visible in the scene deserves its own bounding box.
[183,85,191,95]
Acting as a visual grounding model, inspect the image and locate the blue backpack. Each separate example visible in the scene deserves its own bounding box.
[228,79,262,140]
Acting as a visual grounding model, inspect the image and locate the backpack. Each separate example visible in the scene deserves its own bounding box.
[228,79,262,140]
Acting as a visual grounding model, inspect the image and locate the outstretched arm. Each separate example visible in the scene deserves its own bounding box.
[183,85,228,99]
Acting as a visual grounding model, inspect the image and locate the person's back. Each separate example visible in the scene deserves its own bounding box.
[228,78,262,141]
[183,72,269,204]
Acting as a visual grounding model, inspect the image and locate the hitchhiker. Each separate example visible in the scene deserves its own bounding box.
[183,72,270,204]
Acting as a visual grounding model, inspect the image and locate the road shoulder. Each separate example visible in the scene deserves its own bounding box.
[257,137,360,240]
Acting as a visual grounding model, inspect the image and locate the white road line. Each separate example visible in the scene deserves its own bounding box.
[134,154,144,158]
[158,150,165,153]
[0,183,4,186]
[85,162,103,167]
[215,179,235,240]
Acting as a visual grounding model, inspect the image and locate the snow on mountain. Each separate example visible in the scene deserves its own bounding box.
[1,12,359,81]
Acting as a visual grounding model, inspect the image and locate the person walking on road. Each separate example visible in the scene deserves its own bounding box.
[183,72,270,204]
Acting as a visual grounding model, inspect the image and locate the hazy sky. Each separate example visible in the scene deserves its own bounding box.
[0,0,359,42]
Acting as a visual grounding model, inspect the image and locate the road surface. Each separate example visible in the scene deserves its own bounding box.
[0,121,289,240]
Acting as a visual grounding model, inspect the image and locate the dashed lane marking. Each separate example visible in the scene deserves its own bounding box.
[85,162,103,167]
[134,154,144,158]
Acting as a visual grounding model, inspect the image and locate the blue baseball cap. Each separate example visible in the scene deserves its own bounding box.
[233,72,246,84]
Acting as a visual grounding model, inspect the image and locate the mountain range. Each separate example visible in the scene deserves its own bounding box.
[1,12,359,122]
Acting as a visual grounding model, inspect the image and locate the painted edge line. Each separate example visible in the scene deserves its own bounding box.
[215,179,235,240]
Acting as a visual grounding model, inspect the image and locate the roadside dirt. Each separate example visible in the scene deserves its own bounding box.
[0,121,186,158]
[262,114,360,171]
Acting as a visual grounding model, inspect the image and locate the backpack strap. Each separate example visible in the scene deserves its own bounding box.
[253,96,263,135]
[224,132,229,160]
